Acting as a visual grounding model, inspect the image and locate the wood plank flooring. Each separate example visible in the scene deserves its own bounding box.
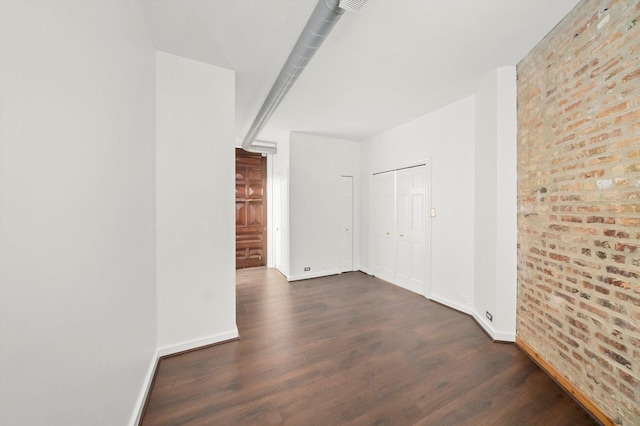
[142,268,599,425]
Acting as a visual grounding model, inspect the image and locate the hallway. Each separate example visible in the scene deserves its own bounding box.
[142,268,597,425]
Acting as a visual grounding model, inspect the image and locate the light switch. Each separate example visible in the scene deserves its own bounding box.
[430,208,436,217]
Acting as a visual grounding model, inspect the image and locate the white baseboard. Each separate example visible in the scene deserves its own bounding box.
[288,269,340,282]
[132,328,240,425]
[158,327,240,357]
[130,349,159,426]
[471,311,515,342]
[428,293,473,315]
[357,267,372,275]
[275,266,291,281]
[426,295,514,342]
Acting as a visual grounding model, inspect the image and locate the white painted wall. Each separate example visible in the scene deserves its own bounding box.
[289,132,360,280]
[266,153,275,268]
[473,67,517,341]
[156,51,237,354]
[273,136,291,278]
[474,70,499,327]
[0,2,157,425]
[495,67,518,338]
[361,96,476,313]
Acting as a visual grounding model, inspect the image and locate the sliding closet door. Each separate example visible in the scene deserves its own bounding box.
[371,171,396,283]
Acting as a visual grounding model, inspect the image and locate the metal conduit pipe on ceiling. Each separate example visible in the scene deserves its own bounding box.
[241,0,345,153]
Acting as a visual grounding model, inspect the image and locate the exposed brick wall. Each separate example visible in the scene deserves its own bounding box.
[517,0,640,424]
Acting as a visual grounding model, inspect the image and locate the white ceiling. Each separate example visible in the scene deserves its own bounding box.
[142,0,580,144]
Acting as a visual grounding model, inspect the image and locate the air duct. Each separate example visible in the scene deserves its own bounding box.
[338,0,367,14]
[250,140,278,155]
[241,0,345,152]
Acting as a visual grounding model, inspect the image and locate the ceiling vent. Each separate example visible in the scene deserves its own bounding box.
[339,0,368,13]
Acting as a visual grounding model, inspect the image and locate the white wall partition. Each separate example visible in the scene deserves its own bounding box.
[273,136,291,278]
[156,51,238,354]
[473,67,517,341]
[0,2,157,425]
[266,154,275,268]
[289,132,360,280]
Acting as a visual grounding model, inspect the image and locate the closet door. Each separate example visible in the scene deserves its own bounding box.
[395,166,426,294]
[371,165,427,296]
[371,171,396,283]
[338,176,354,273]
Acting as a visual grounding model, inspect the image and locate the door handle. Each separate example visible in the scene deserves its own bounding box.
[400,234,404,237]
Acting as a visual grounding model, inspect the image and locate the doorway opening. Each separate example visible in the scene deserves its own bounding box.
[235,148,267,269]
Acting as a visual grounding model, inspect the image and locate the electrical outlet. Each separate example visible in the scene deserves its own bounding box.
[486,311,493,322]
[304,267,310,272]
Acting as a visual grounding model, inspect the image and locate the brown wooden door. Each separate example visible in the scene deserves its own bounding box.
[235,148,267,269]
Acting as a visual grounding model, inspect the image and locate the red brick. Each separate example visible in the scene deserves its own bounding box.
[614,109,640,125]
[621,67,640,83]
[619,217,640,226]
[615,243,639,253]
[596,101,631,119]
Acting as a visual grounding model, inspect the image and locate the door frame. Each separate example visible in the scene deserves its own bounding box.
[369,158,432,298]
[235,148,268,269]
[266,154,274,268]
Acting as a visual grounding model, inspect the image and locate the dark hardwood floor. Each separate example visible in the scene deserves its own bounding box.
[142,268,599,425]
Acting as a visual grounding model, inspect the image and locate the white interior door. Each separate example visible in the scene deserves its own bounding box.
[338,176,353,273]
[371,171,396,283]
[370,164,428,296]
[273,176,282,271]
[273,176,289,275]
[395,166,426,294]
